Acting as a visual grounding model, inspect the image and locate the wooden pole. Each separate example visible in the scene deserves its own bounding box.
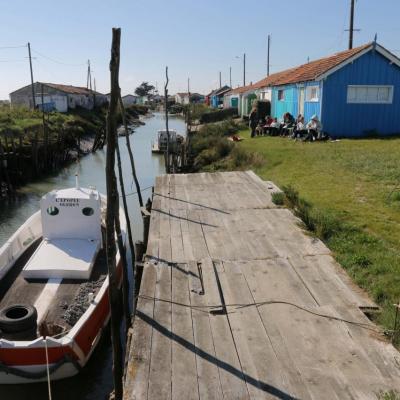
[243,52,246,86]
[348,0,355,49]
[118,94,143,207]
[164,66,170,174]
[115,137,137,324]
[267,35,271,77]
[105,27,123,400]
[27,43,36,109]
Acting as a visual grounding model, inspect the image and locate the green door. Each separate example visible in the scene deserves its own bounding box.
[247,94,257,114]
[231,97,238,108]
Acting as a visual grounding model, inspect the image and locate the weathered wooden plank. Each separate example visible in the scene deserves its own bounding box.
[147,262,172,399]
[187,260,223,399]
[201,258,249,399]
[171,262,199,400]
[124,262,157,399]
[219,260,297,399]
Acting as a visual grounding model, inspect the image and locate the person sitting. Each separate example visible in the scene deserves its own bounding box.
[281,112,295,136]
[304,114,322,141]
[292,114,306,139]
[263,115,273,135]
[256,119,264,136]
[269,118,281,136]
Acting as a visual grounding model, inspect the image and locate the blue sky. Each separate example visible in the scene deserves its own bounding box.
[0,0,399,99]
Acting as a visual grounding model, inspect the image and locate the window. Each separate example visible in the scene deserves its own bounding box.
[347,85,393,104]
[47,206,59,216]
[306,85,319,102]
[82,207,94,216]
[278,90,285,101]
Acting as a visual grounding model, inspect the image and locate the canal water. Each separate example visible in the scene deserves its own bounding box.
[0,113,186,399]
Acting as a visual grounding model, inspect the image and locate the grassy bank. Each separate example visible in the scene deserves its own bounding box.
[191,123,400,338]
[0,104,148,194]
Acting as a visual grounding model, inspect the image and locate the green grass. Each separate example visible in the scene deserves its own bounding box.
[198,126,400,337]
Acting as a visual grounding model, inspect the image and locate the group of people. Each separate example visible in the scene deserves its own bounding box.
[249,109,325,141]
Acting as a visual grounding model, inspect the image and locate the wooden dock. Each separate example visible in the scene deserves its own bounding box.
[124,171,400,399]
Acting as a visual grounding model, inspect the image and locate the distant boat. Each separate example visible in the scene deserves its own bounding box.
[117,126,134,136]
[151,129,183,153]
[0,177,125,384]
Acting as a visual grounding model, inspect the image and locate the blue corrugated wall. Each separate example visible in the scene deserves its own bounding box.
[271,85,298,119]
[303,81,322,122]
[271,82,322,122]
[322,50,400,137]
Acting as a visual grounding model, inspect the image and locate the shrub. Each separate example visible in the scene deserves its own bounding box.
[199,108,237,124]
[230,147,265,169]
[271,192,285,205]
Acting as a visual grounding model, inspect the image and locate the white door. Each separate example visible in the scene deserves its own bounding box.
[298,87,305,116]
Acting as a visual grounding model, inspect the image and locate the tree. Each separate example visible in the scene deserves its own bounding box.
[134,82,155,97]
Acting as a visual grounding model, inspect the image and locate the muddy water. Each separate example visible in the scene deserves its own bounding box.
[0,113,186,399]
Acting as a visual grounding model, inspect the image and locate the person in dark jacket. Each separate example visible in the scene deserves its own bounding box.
[249,107,258,138]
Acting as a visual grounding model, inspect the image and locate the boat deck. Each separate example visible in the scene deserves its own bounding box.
[0,238,108,338]
[124,171,400,400]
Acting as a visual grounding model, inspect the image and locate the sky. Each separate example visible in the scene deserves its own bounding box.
[0,0,399,99]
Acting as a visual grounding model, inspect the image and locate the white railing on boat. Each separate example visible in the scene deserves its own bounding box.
[0,212,42,280]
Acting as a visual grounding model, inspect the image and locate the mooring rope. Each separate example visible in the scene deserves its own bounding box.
[44,337,53,400]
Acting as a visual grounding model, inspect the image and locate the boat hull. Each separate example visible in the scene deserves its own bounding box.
[0,193,126,384]
[0,258,122,384]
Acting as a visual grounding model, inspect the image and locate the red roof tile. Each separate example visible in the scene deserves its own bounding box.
[43,83,104,95]
[255,43,372,87]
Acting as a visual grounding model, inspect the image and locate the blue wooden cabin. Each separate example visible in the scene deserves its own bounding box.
[267,42,400,137]
[209,85,231,108]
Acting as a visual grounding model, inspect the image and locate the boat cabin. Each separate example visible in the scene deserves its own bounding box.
[22,185,102,280]
[157,129,177,152]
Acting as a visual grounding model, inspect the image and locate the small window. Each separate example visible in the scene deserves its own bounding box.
[47,206,59,216]
[82,207,94,216]
[347,85,393,104]
[306,85,319,102]
[278,90,285,101]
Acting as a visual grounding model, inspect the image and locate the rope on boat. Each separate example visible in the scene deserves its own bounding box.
[44,337,52,400]
[0,353,81,380]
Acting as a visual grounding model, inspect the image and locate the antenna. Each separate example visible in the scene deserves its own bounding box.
[75,173,80,189]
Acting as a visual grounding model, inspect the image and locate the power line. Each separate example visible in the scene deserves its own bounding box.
[0,45,26,49]
[0,59,26,62]
[32,49,86,66]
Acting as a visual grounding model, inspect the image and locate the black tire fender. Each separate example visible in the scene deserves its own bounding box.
[0,304,37,333]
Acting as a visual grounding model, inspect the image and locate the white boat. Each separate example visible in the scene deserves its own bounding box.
[151,129,178,153]
[0,177,125,384]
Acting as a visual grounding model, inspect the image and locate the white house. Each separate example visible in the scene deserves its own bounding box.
[121,94,138,106]
[9,82,107,112]
[175,92,190,104]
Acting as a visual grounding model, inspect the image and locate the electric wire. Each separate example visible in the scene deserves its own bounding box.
[137,294,386,334]
[32,49,86,67]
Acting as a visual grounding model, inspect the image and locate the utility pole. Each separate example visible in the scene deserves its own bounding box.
[229,66,232,87]
[219,71,222,88]
[267,35,271,76]
[27,42,36,109]
[348,0,355,49]
[87,60,92,90]
[243,53,246,86]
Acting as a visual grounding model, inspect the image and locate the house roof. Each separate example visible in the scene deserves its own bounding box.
[176,92,190,97]
[253,43,388,88]
[43,83,105,95]
[10,82,105,96]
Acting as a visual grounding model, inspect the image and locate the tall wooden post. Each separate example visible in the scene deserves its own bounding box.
[348,0,355,49]
[267,35,271,77]
[164,66,170,173]
[105,27,123,400]
[118,95,143,207]
[27,43,36,109]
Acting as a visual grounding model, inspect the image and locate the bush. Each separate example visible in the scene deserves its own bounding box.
[281,185,343,240]
[199,108,237,124]
[271,192,285,205]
